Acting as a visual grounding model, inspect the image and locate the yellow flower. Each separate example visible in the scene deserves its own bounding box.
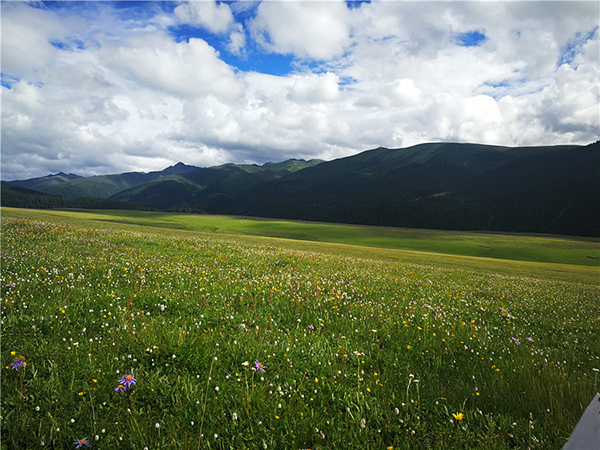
[78,392,84,396]
[388,447,394,450]
[453,412,464,422]
[315,377,319,383]
[10,351,16,356]
[407,345,411,350]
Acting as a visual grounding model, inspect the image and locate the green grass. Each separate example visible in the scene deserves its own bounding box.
[1,211,600,449]
[3,208,599,267]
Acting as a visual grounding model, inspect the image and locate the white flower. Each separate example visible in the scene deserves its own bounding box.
[215,386,220,392]
[242,361,250,366]
[155,423,160,429]
[232,412,238,421]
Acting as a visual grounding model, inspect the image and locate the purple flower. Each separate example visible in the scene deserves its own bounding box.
[512,337,521,345]
[114,384,126,393]
[74,437,90,448]
[526,336,534,342]
[118,374,136,389]
[308,324,315,330]
[254,361,265,373]
[10,358,25,371]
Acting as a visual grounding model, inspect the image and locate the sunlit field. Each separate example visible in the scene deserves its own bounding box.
[2,215,599,449]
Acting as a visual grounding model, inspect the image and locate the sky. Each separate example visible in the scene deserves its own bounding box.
[1,0,599,181]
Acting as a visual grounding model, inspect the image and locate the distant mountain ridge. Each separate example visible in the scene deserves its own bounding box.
[4,172,83,191]
[2,142,598,236]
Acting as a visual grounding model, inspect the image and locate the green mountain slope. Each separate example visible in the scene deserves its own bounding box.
[0,184,152,211]
[110,159,324,212]
[214,142,599,236]
[4,143,598,236]
[39,163,200,199]
[3,172,82,191]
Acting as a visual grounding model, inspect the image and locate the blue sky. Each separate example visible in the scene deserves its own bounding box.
[1,1,598,180]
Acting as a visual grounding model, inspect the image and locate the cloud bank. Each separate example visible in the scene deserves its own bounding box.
[1,1,598,180]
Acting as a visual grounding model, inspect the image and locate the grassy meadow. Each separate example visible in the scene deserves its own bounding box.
[1,208,599,449]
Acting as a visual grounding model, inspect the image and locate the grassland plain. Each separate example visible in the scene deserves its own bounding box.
[1,211,599,449]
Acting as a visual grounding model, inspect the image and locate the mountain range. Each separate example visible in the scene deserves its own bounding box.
[3,142,599,237]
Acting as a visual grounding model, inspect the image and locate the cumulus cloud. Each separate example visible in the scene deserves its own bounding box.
[227,24,246,56]
[249,1,351,60]
[100,32,243,100]
[0,2,80,77]
[1,1,598,181]
[174,1,235,34]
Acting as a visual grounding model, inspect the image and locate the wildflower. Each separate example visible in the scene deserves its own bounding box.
[114,384,126,392]
[512,338,521,345]
[118,374,136,389]
[232,412,238,421]
[73,437,90,448]
[526,337,534,342]
[10,358,25,371]
[255,361,265,372]
[242,361,250,366]
[453,412,464,422]
[308,324,315,330]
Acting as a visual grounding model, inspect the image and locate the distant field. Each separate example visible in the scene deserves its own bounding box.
[2,207,599,285]
[2,213,599,449]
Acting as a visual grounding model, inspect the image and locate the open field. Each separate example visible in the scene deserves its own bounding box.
[2,208,599,285]
[1,209,599,449]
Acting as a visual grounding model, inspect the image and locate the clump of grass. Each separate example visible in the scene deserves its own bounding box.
[2,217,599,449]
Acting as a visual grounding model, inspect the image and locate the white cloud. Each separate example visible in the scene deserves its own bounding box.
[100,32,243,100]
[0,2,80,77]
[1,1,598,181]
[288,72,340,104]
[227,24,246,56]
[174,1,235,34]
[249,1,351,60]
